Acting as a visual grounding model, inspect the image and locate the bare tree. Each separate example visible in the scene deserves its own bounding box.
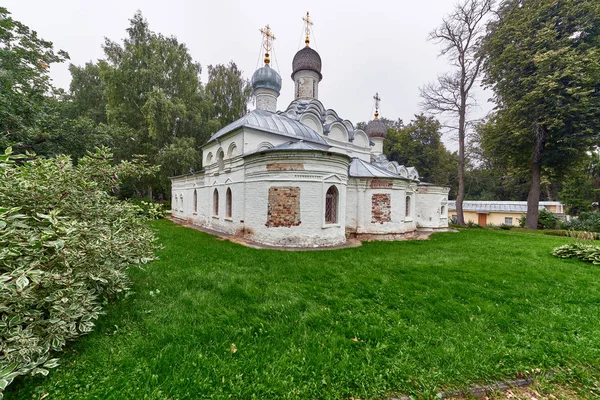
[420,0,492,225]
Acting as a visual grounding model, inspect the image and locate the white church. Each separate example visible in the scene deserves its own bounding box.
[171,17,449,248]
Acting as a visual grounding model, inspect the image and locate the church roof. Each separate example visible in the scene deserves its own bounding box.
[206,109,328,146]
[266,140,331,152]
[292,46,322,80]
[349,158,410,179]
[366,119,387,138]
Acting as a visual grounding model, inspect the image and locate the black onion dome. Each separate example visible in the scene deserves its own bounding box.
[366,119,387,138]
[292,46,322,80]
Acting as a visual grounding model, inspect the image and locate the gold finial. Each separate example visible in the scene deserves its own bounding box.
[259,24,276,64]
[302,12,313,46]
[373,92,381,120]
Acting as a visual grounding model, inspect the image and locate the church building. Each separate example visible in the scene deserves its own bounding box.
[171,15,449,248]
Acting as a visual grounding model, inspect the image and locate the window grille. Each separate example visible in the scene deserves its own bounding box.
[405,196,411,218]
[325,186,338,224]
[226,188,232,218]
[213,189,219,216]
[193,190,197,213]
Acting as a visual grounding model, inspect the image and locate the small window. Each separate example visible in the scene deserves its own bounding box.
[193,189,198,213]
[180,194,184,212]
[226,188,232,218]
[505,217,513,225]
[213,189,219,216]
[441,205,446,215]
[405,196,411,218]
[325,185,339,224]
[173,195,178,211]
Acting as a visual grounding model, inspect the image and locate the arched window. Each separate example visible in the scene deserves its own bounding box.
[440,205,446,215]
[180,194,184,212]
[325,185,339,224]
[193,189,198,213]
[226,188,232,218]
[405,196,411,218]
[217,150,225,172]
[213,189,219,216]
[173,195,178,211]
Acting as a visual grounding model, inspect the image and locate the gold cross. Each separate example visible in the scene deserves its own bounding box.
[303,12,313,46]
[373,92,381,119]
[259,24,276,64]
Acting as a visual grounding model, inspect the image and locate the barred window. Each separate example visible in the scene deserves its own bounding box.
[405,196,411,218]
[325,185,338,224]
[213,189,219,216]
[226,188,232,218]
[193,189,198,213]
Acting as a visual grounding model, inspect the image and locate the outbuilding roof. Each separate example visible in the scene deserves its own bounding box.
[447,200,561,213]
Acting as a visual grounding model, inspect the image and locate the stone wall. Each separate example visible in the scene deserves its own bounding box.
[371,193,392,224]
[266,187,302,228]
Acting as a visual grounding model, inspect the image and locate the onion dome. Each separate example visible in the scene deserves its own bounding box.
[251,64,282,93]
[292,46,322,80]
[366,119,387,138]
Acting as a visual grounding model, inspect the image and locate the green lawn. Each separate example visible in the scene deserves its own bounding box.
[7,220,600,399]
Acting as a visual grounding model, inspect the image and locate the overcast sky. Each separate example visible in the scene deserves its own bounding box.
[6,0,493,148]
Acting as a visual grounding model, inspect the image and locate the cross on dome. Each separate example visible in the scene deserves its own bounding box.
[373,92,381,120]
[259,24,276,64]
[303,12,313,46]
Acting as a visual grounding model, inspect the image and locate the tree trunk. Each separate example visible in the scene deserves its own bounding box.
[455,94,467,225]
[147,184,153,201]
[526,162,541,229]
[526,124,545,229]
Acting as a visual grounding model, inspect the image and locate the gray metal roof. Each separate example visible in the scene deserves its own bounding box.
[349,158,409,179]
[448,201,549,213]
[206,109,328,146]
[265,140,331,152]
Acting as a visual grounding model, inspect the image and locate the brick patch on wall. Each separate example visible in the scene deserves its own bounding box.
[371,193,391,224]
[370,179,393,189]
[266,163,305,171]
[266,187,302,227]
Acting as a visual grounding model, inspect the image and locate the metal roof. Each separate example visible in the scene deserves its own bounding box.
[206,109,328,146]
[349,158,409,179]
[447,200,556,213]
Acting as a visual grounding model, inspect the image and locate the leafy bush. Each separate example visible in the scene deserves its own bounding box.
[500,223,513,230]
[466,221,482,228]
[132,200,168,220]
[561,212,600,233]
[545,230,600,240]
[553,243,600,264]
[0,147,159,396]
[518,209,559,229]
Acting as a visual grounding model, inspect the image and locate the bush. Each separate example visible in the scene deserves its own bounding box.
[131,200,168,220]
[518,209,559,229]
[0,147,159,395]
[553,243,600,264]
[500,224,513,230]
[561,212,600,233]
[544,230,600,240]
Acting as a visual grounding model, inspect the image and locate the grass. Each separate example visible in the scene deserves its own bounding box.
[6,220,600,399]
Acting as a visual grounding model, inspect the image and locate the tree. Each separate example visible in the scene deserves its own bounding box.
[420,0,493,225]
[384,114,459,195]
[482,0,600,228]
[98,11,217,198]
[205,61,253,126]
[65,62,107,123]
[0,7,69,151]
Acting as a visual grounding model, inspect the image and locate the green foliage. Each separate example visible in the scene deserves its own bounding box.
[559,153,600,215]
[553,243,600,264]
[518,209,559,229]
[131,200,168,220]
[561,212,600,233]
[205,61,253,127]
[481,0,600,227]
[544,230,600,241]
[0,147,159,396]
[384,114,458,194]
[538,208,560,229]
[0,7,69,151]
